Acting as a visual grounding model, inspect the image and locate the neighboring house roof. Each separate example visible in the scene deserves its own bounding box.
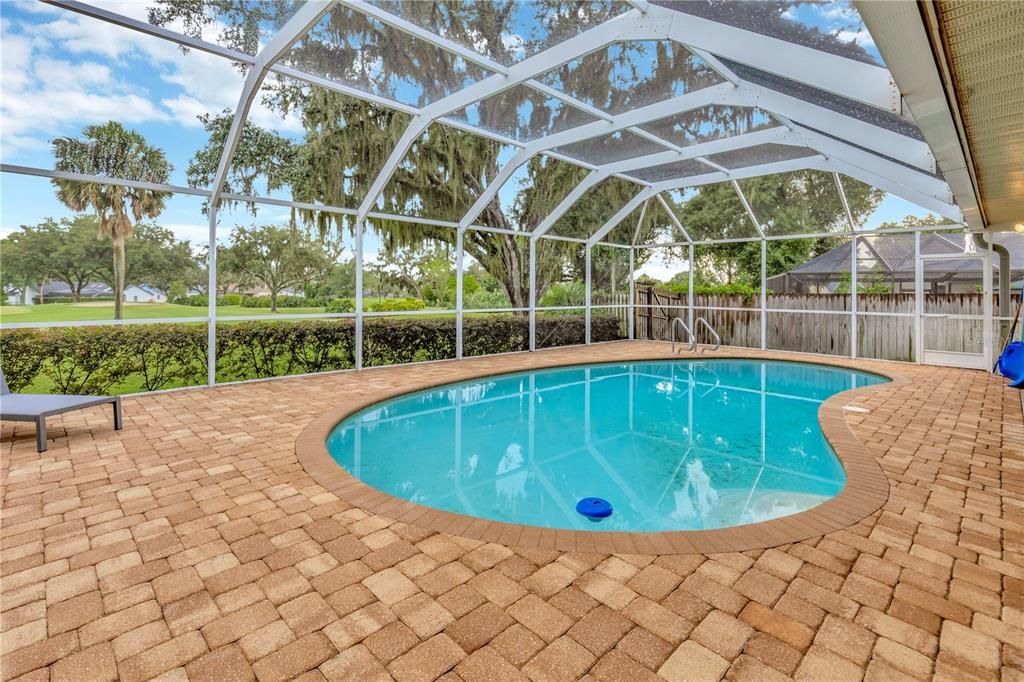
[772,232,1024,284]
[125,285,165,296]
[38,282,113,297]
[24,282,167,297]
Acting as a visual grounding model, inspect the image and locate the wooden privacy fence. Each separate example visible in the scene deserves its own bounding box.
[622,285,1020,362]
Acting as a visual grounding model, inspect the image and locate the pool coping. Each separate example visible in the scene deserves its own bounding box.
[295,347,910,554]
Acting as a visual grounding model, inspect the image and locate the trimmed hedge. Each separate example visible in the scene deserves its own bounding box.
[0,315,624,395]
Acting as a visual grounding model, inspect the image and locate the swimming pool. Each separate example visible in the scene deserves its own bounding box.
[325,360,888,532]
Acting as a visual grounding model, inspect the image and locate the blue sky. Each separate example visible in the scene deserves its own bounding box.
[1,0,937,270]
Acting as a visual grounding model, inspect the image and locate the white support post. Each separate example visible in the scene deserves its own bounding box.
[688,243,695,336]
[983,238,993,370]
[850,237,858,358]
[355,219,365,369]
[585,245,592,345]
[456,229,464,359]
[529,237,537,351]
[206,208,217,386]
[760,239,768,350]
[200,1,332,386]
[628,247,636,340]
[914,231,922,364]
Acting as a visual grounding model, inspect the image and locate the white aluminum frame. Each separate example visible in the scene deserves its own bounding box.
[3,0,992,388]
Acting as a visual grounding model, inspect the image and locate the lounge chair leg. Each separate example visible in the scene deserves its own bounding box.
[113,399,122,430]
[36,416,47,453]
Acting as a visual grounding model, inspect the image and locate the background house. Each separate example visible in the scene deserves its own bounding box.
[3,282,168,304]
[767,233,1024,295]
[123,285,167,303]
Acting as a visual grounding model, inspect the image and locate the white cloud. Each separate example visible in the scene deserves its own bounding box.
[835,29,875,48]
[0,1,301,156]
[161,222,210,245]
[637,252,688,282]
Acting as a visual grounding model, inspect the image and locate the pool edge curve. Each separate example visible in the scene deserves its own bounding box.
[295,348,909,554]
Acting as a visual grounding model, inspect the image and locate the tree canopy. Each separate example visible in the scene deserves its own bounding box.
[0,217,202,303]
[52,121,173,318]
[219,225,342,311]
[150,0,924,305]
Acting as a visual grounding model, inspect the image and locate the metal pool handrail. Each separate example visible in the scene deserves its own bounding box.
[671,317,696,353]
[695,317,721,352]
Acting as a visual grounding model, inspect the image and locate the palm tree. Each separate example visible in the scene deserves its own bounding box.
[52,122,173,320]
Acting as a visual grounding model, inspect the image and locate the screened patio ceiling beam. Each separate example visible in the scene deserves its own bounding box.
[660,5,901,112]
[208,1,336,207]
[589,157,820,245]
[656,194,693,244]
[532,172,607,238]
[342,0,688,159]
[821,159,962,223]
[589,157,827,245]
[334,0,901,117]
[731,180,766,238]
[458,116,787,231]
[649,157,828,193]
[631,199,652,246]
[354,8,647,222]
[587,188,661,245]
[458,83,934,232]
[789,127,951,200]
[834,172,859,232]
[41,0,255,63]
[730,86,935,172]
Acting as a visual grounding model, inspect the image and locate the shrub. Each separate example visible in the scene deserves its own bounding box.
[464,289,512,310]
[325,298,356,313]
[0,315,624,395]
[39,326,137,394]
[539,281,586,308]
[365,298,425,312]
[661,282,761,297]
[173,294,250,307]
[0,329,47,391]
[173,294,207,306]
[239,295,318,309]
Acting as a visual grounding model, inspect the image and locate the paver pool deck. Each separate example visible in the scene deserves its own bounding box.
[2,342,1021,681]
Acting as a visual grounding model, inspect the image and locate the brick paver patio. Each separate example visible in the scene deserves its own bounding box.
[2,342,1021,681]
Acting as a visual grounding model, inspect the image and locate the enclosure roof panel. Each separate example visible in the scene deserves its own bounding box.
[535,40,725,115]
[651,0,884,67]
[16,0,966,245]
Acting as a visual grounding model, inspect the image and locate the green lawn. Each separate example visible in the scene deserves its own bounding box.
[0,302,328,323]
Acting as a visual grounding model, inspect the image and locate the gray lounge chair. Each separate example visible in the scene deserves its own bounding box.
[0,370,122,452]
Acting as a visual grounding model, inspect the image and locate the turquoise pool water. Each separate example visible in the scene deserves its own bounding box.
[326,360,888,532]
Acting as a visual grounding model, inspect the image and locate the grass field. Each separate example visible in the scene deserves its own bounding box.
[0,302,328,323]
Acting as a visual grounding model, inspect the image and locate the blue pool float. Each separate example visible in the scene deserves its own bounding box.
[576,497,613,520]
[998,342,1024,389]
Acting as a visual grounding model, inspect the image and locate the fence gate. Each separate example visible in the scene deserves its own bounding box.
[917,253,992,370]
